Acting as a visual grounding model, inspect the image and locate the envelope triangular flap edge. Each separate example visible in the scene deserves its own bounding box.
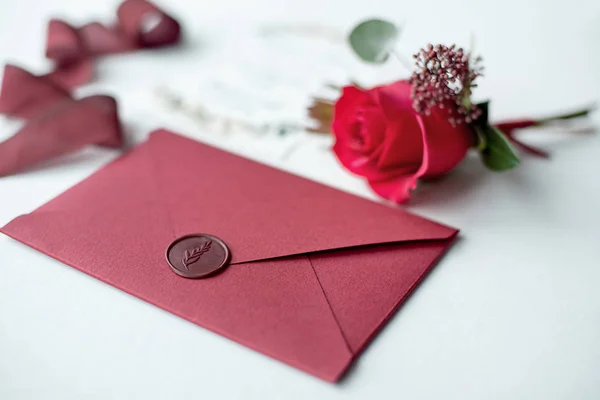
[1,129,458,266]
[144,130,457,264]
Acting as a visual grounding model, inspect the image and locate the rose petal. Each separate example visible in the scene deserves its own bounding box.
[376,117,423,170]
[374,80,414,111]
[359,106,387,154]
[335,86,366,111]
[332,86,369,132]
[333,141,414,182]
[332,86,374,152]
[370,81,423,171]
[367,113,471,203]
[333,140,375,176]
[417,110,472,179]
[368,174,418,204]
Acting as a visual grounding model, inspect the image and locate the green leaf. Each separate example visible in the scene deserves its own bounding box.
[348,19,399,64]
[478,125,520,171]
[472,101,490,129]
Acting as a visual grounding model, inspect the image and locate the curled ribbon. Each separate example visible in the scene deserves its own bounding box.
[0,65,71,120]
[0,96,122,178]
[46,0,181,88]
[0,0,181,177]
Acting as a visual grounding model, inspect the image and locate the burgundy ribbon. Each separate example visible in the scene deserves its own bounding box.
[0,0,181,177]
[0,0,181,118]
[0,96,122,178]
[45,0,181,88]
[0,65,71,119]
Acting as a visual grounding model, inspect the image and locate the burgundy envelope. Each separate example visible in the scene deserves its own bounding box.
[1,130,458,382]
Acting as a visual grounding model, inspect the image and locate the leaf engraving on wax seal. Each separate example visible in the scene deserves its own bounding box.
[181,240,212,270]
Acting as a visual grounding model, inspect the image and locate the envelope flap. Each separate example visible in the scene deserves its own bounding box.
[147,130,456,264]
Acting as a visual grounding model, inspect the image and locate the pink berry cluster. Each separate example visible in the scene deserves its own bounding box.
[409,44,484,126]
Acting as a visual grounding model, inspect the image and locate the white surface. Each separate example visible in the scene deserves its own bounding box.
[1,0,599,399]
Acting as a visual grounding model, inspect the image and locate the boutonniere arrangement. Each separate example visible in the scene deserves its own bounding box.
[309,19,594,203]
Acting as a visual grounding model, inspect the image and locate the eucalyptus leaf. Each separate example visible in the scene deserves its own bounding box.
[479,125,520,171]
[348,19,399,64]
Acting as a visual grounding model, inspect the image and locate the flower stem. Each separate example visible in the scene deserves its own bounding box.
[536,105,596,125]
[461,87,472,111]
[474,126,487,151]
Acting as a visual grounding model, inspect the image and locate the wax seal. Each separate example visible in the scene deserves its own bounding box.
[166,234,230,279]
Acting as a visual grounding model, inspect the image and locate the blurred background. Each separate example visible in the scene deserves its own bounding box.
[1,0,598,222]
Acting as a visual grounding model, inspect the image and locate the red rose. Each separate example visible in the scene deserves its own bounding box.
[332,80,474,203]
